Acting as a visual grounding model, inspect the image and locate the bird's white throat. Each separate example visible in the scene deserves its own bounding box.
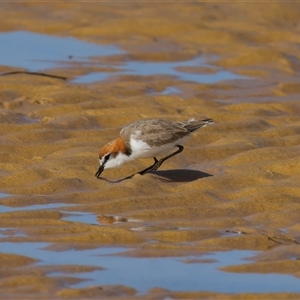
[103,152,133,169]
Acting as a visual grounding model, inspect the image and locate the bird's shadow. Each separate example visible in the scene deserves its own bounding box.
[150,169,212,182]
[98,169,212,183]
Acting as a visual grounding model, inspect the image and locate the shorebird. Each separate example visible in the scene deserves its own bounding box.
[95,118,213,180]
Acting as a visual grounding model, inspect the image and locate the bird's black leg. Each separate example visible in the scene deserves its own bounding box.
[138,157,159,175]
[127,145,184,179]
[149,145,184,172]
[123,145,184,180]
[123,158,159,180]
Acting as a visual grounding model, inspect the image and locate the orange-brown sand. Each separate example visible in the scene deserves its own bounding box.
[0,2,300,299]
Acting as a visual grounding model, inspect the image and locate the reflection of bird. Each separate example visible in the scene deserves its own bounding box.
[97,215,127,225]
[95,118,214,179]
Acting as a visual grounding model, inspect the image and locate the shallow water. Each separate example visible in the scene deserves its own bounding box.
[1,242,300,294]
[73,56,246,84]
[0,193,10,198]
[0,202,73,214]
[0,31,246,85]
[0,31,123,71]
[0,228,27,238]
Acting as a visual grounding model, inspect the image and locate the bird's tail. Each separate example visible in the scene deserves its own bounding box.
[182,118,214,132]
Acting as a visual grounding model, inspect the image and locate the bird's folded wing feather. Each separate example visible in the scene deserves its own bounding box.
[120,119,189,147]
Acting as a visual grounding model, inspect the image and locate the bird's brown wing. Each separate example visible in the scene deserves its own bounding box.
[120,119,189,147]
[176,118,214,132]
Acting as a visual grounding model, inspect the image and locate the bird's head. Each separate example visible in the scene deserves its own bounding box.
[95,152,110,178]
[95,137,130,178]
[95,141,115,178]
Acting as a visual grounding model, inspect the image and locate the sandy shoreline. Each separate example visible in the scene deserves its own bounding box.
[0,2,300,298]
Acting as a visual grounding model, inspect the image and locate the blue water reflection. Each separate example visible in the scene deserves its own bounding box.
[0,31,246,85]
[0,242,299,294]
[0,31,123,71]
[74,56,245,84]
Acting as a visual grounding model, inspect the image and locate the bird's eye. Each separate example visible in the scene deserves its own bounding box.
[104,153,111,161]
[99,153,111,166]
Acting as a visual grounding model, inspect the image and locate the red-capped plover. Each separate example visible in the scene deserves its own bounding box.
[95,118,213,179]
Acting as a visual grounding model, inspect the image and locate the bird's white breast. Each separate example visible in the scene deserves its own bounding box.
[103,152,132,169]
[129,136,188,159]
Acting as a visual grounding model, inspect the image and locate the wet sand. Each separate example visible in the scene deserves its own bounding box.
[0,2,300,299]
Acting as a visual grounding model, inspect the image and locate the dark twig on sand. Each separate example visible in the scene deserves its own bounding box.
[0,71,67,80]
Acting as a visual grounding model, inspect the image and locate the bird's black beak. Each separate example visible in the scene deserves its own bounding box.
[95,154,111,179]
[95,165,104,178]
